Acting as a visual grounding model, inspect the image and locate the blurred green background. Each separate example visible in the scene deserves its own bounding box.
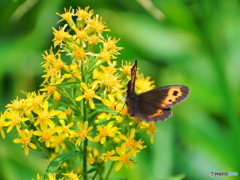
[0,0,239,180]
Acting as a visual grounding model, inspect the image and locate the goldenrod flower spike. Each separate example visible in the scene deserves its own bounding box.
[1,7,161,179]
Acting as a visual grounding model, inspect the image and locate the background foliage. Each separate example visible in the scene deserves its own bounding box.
[0,0,239,180]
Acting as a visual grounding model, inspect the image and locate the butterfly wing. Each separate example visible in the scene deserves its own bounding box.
[126,60,189,122]
[139,85,189,109]
[127,60,137,98]
[129,85,189,122]
[131,96,172,122]
[126,60,138,116]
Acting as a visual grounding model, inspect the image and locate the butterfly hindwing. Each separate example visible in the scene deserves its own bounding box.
[133,98,172,122]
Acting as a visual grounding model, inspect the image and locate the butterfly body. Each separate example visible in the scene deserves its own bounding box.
[126,60,189,122]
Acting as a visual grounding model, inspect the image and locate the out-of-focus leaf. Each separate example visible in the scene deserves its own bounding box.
[46,150,80,174]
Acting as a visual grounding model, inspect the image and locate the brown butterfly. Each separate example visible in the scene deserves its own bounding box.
[126,60,189,122]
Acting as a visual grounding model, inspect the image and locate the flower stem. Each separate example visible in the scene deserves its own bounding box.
[105,161,115,180]
[83,139,88,180]
[82,97,88,180]
[80,60,88,180]
[91,170,98,180]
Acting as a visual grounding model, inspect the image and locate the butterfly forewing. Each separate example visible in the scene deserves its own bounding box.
[127,60,137,97]
[139,85,189,109]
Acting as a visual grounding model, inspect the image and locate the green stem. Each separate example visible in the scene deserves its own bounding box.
[60,87,83,118]
[83,139,88,180]
[82,94,88,180]
[105,161,115,180]
[91,170,98,180]
[81,61,88,180]
[82,103,88,180]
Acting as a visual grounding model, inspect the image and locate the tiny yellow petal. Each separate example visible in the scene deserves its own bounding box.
[89,99,95,109]
[76,95,84,101]
[24,146,29,155]
[29,143,37,150]
[115,162,123,171]
[13,139,21,143]
[81,82,88,90]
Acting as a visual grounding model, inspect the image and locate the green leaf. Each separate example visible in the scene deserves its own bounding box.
[108,177,128,180]
[54,81,80,88]
[158,173,185,180]
[45,150,80,174]
[94,103,119,115]
[82,168,97,175]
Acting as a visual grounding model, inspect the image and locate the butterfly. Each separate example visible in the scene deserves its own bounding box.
[126,60,189,122]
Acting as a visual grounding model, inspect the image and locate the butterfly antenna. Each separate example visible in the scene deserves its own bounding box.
[114,97,126,115]
[118,103,126,115]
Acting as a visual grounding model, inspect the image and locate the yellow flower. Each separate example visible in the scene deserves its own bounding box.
[48,173,63,180]
[13,129,37,155]
[52,25,73,47]
[42,49,67,71]
[101,91,126,113]
[61,63,81,82]
[110,146,135,171]
[93,64,122,91]
[119,61,132,77]
[32,173,43,180]
[32,173,63,180]
[58,119,75,137]
[62,171,81,180]
[25,92,47,110]
[41,48,56,67]
[86,147,102,164]
[102,150,115,162]
[41,67,64,85]
[0,113,6,139]
[56,7,75,28]
[41,85,57,95]
[99,50,112,62]
[136,73,155,94]
[50,134,67,153]
[94,121,119,144]
[95,112,112,123]
[5,97,25,110]
[5,110,29,133]
[75,29,87,41]
[76,6,93,20]
[146,122,160,143]
[114,115,125,124]
[75,81,101,109]
[71,46,86,61]
[75,121,93,146]
[87,153,95,164]
[86,15,110,35]
[33,101,59,129]
[87,35,102,46]
[120,129,146,157]
[65,107,73,116]
[103,38,123,57]
[33,125,58,148]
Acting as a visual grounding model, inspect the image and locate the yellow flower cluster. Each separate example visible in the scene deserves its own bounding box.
[0,7,159,180]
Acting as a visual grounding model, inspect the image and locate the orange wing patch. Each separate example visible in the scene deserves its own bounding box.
[160,87,183,107]
[148,109,164,118]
